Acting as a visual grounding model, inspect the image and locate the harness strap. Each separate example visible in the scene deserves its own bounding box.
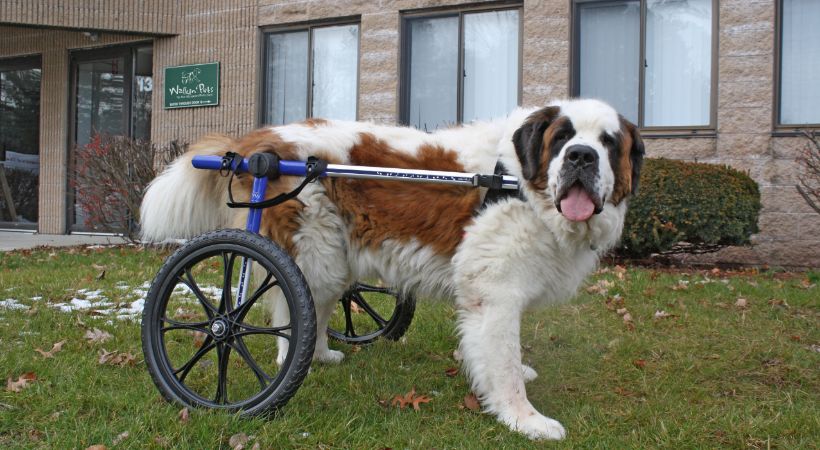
[225,155,328,209]
[479,161,525,211]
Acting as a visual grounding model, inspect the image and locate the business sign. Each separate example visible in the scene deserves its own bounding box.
[164,62,219,109]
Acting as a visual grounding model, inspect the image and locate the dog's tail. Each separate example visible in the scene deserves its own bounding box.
[140,134,235,242]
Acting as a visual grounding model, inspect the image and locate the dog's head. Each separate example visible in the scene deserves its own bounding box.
[512,99,644,222]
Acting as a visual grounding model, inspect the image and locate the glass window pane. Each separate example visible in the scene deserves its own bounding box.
[265,31,308,125]
[312,24,359,121]
[0,63,40,225]
[780,0,820,124]
[644,0,712,127]
[408,16,458,131]
[578,1,640,124]
[462,10,519,123]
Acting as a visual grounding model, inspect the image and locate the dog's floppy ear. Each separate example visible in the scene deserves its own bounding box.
[623,117,645,195]
[512,107,558,180]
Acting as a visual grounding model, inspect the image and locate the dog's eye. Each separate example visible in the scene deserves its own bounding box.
[601,134,616,147]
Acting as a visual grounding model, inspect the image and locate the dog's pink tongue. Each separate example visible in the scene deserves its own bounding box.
[560,185,595,222]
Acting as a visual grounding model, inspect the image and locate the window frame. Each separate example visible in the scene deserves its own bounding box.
[259,17,361,126]
[398,1,524,128]
[773,0,820,133]
[570,0,719,137]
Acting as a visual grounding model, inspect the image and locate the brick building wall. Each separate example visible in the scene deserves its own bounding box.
[0,0,818,266]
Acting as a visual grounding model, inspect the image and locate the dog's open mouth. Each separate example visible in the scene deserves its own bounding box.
[556,182,603,222]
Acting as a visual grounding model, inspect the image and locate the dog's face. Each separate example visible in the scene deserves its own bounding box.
[513,99,644,222]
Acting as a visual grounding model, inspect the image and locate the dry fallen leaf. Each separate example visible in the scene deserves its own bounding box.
[178,407,190,424]
[85,328,113,344]
[96,270,106,281]
[653,310,676,320]
[6,372,37,392]
[622,313,633,323]
[735,298,748,308]
[444,367,459,377]
[616,308,628,316]
[98,349,137,367]
[85,445,107,450]
[228,432,250,449]
[112,431,129,445]
[463,392,481,411]
[633,359,647,369]
[391,388,432,411]
[34,340,66,359]
[192,330,206,348]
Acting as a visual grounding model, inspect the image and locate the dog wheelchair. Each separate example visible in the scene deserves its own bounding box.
[140,152,518,414]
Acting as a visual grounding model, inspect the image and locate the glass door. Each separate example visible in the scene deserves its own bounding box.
[0,56,41,229]
[69,44,152,232]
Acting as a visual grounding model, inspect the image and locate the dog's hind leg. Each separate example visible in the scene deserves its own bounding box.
[290,185,350,364]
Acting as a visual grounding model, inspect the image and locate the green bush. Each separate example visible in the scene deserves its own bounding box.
[618,158,761,258]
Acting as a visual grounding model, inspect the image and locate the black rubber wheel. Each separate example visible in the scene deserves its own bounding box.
[141,229,316,415]
[327,283,416,345]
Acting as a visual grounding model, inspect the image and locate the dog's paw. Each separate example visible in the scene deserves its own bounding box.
[522,364,538,383]
[504,413,566,441]
[313,348,345,364]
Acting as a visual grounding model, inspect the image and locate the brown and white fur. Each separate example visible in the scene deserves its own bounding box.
[140,98,644,440]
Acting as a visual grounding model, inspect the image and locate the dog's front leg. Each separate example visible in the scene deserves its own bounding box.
[456,298,566,440]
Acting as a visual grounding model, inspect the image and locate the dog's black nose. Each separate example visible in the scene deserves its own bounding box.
[565,145,598,169]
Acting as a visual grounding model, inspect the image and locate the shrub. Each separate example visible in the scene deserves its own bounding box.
[72,134,186,240]
[617,158,761,258]
[796,130,820,214]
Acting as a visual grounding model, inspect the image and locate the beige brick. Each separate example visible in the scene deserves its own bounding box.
[772,136,812,160]
[718,81,772,108]
[719,25,773,58]
[716,132,771,157]
[643,137,717,160]
[718,55,773,83]
[760,186,814,214]
[720,1,773,27]
[717,106,773,134]
[798,213,820,237]
[758,213,802,240]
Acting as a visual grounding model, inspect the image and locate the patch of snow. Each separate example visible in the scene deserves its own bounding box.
[0,299,28,310]
[30,296,43,301]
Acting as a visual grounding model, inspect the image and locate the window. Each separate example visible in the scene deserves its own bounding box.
[778,0,820,126]
[263,23,359,125]
[573,0,714,129]
[0,56,41,228]
[401,7,520,131]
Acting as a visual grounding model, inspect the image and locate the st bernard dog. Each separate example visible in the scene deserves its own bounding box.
[141,98,644,440]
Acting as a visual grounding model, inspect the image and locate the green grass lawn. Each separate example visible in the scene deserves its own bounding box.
[1,245,818,449]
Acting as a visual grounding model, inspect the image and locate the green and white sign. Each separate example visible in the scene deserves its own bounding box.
[164,62,220,109]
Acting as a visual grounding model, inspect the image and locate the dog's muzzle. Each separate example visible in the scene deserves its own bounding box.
[555,145,604,222]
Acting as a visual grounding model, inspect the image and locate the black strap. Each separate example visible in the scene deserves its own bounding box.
[479,161,524,211]
[225,156,328,209]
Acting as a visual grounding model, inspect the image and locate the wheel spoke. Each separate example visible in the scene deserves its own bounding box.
[234,323,292,340]
[214,342,231,404]
[226,337,271,389]
[178,270,217,319]
[342,296,357,338]
[355,283,391,295]
[231,271,278,322]
[160,317,210,333]
[174,337,216,383]
[352,292,388,328]
[219,251,237,314]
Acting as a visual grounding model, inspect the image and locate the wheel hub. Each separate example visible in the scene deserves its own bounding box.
[211,319,228,338]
